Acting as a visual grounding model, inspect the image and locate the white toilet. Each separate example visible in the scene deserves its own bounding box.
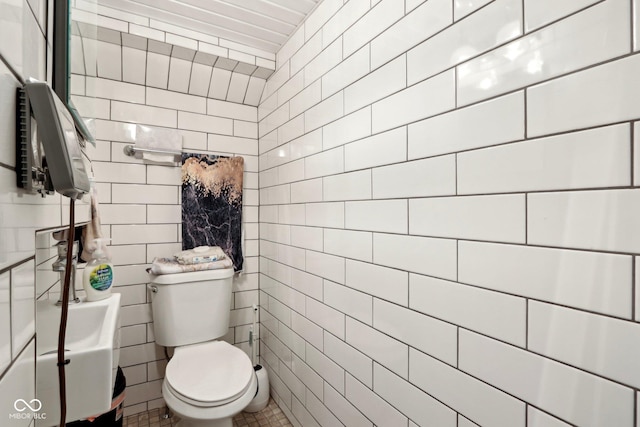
[148,267,257,427]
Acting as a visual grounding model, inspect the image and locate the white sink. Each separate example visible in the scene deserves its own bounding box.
[36,293,121,426]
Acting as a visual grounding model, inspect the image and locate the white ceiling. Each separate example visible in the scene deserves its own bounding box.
[97,0,321,54]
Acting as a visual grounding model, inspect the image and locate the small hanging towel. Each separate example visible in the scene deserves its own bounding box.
[181,153,244,272]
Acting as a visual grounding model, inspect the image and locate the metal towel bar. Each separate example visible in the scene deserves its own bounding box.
[123,145,182,157]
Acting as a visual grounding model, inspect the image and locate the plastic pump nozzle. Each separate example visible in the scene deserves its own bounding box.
[90,238,111,259]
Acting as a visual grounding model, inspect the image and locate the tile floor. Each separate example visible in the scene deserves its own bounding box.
[122,398,292,427]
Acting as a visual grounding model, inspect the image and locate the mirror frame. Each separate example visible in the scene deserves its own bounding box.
[52,0,94,143]
[52,0,70,104]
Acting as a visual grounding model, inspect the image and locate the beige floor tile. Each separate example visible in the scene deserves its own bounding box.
[123,398,292,427]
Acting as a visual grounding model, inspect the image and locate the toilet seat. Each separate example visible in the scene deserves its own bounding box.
[165,341,254,408]
[162,371,258,423]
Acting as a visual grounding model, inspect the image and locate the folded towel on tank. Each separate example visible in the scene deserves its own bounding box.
[175,246,226,264]
[150,257,232,275]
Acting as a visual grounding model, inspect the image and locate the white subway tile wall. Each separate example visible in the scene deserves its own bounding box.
[258,0,640,426]
[0,0,96,418]
[2,0,640,425]
[57,13,260,416]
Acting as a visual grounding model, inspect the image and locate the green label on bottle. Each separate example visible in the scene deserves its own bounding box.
[90,264,113,291]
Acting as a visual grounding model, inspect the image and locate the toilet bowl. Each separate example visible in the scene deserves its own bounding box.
[162,341,258,427]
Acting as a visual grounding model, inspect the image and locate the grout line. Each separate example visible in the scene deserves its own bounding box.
[525,193,528,244]
[454,65,458,109]
[523,87,528,139]
[455,240,459,281]
[454,153,458,195]
[26,0,46,38]
[205,65,214,99]
[525,299,529,349]
[0,162,15,171]
[635,390,638,427]
[0,335,34,385]
[456,327,460,368]
[120,35,125,83]
[268,179,640,198]
[633,257,637,322]
[165,54,172,91]
[143,34,149,88]
[0,50,25,86]
[522,0,526,35]
[631,0,636,53]
[631,122,635,186]
[405,199,410,235]
[0,256,35,276]
[186,54,196,97]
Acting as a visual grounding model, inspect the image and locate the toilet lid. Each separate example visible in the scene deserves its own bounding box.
[165,341,254,405]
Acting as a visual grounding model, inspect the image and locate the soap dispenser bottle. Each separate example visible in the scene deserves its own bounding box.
[83,238,114,301]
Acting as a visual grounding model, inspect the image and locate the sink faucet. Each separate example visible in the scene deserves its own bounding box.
[52,240,81,305]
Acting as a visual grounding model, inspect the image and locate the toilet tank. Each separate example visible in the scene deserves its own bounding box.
[148,267,234,347]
